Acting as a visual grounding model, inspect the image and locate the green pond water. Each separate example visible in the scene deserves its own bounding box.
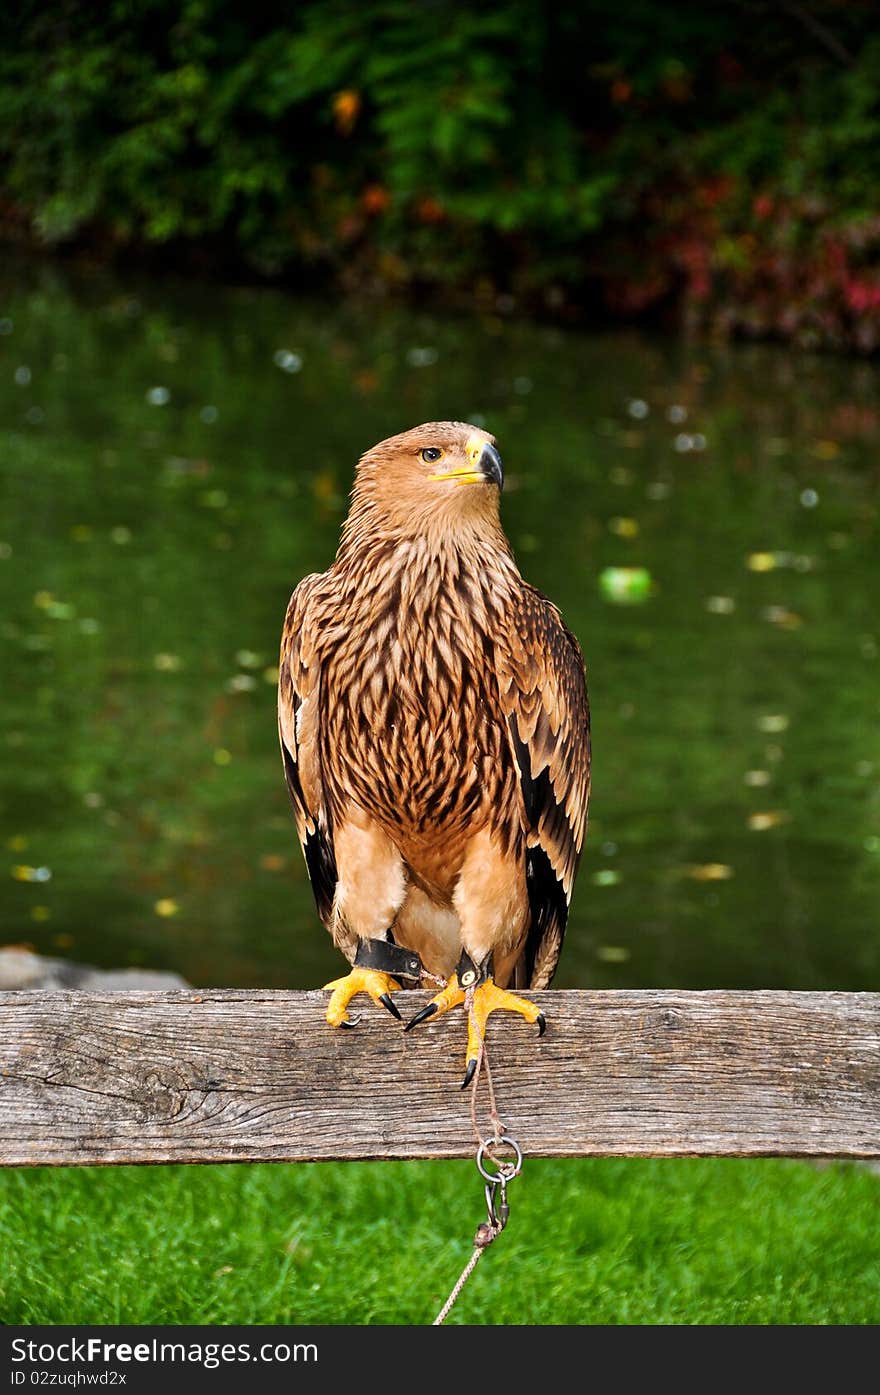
[1,262,879,993]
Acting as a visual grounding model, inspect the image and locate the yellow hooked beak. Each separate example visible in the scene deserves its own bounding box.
[428,438,504,489]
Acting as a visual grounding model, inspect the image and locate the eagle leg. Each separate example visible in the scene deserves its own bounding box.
[461,978,545,1089]
[405,955,545,1088]
[323,936,422,1027]
[323,968,403,1027]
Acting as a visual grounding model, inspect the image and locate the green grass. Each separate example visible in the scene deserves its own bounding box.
[1,1159,877,1324]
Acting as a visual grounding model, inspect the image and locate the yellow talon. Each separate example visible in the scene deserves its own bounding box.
[464,978,544,1075]
[323,967,402,1026]
[405,972,545,1085]
[403,973,465,1032]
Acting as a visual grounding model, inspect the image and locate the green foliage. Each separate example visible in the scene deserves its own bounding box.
[1,2,879,344]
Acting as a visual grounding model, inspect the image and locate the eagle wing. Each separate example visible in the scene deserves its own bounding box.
[278,573,339,928]
[497,584,591,988]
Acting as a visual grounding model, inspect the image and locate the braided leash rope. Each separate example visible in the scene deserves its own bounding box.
[432,994,523,1325]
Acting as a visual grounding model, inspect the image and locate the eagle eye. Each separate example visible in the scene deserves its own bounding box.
[420,447,444,464]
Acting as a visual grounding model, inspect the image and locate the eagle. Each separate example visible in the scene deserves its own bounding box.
[278,422,590,1085]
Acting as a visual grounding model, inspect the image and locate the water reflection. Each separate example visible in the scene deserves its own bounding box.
[1,262,878,991]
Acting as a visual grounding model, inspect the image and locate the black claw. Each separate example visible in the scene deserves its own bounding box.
[460,1059,477,1090]
[536,1013,546,1037]
[340,1014,361,1029]
[404,1002,438,1032]
[379,992,402,1021]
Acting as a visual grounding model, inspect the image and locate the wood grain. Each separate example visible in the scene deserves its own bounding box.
[1,989,878,1165]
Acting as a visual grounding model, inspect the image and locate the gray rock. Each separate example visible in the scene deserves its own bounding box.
[0,946,190,991]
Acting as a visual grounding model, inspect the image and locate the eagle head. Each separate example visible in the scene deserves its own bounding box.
[349,421,504,536]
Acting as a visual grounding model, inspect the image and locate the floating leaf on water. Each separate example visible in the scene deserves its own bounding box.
[761,606,803,629]
[235,649,262,669]
[596,945,630,962]
[626,398,649,419]
[599,566,653,604]
[405,347,438,368]
[683,863,734,881]
[352,368,379,394]
[273,349,303,374]
[516,533,539,552]
[746,552,777,572]
[201,489,228,509]
[592,868,621,887]
[705,595,735,614]
[10,865,51,882]
[811,440,839,460]
[260,854,286,872]
[756,713,789,733]
[146,386,170,406]
[748,811,789,831]
[609,516,639,538]
[45,601,75,620]
[744,770,771,787]
[312,473,338,502]
[645,481,670,500]
[154,898,179,917]
[213,748,232,766]
[153,653,182,672]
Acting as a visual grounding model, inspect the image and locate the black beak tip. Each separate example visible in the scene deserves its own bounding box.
[480,442,504,491]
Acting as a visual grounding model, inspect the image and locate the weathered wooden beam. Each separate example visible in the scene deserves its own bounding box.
[1,989,878,1165]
